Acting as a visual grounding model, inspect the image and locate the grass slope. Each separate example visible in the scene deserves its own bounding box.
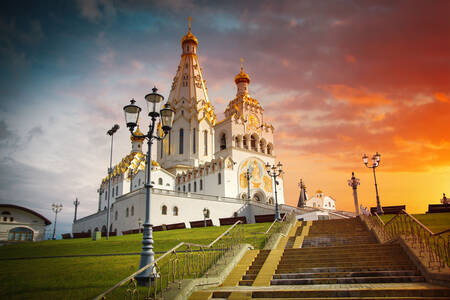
[378,212,450,233]
[0,223,271,300]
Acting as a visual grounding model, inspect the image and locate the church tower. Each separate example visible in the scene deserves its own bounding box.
[157,18,216,174]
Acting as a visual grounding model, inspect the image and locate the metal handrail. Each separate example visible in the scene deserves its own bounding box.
[361,210,449,271]
[94,220,244,300]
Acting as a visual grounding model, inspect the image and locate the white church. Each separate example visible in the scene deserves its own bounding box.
[73,24,291,235]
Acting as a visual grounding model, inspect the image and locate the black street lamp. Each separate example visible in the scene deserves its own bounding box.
[73,198,80,223]
[362,152,383,215]
[123,87,174,284]
[106,124,119,240]
[347,172,360,216]
[51,203,63,240]
[246,166,253,201]
[265,162,283,220]
[203,208,208,227]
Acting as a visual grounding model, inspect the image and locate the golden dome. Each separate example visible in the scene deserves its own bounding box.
[234,65,250,84]
[181,30,198,46]
[181,17,198,46]
[130,125,145,142]
[151,160,160,167]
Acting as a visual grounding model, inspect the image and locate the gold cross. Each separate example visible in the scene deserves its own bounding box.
[188,16,192,31]
[240,57,244,71]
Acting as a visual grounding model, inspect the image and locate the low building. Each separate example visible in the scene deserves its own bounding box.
[305,190,336,210]
[0,204,51,242]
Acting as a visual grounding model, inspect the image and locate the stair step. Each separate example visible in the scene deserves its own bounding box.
[276,265,418,274]
[273,270,419,279]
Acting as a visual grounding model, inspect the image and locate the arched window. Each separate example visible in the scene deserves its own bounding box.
[267,143,273,155]
[126,207,129,217]
[101,225,107,233]
[94,227,99,232]
[173,206,178,216]
[250,134,258,151]
[200,179,203,190]
[8,227,33,241]
[116,186,118,196]
[158,178,163,185]
[260,139,266,154]
[115,211,118,220]
[194,181,197,192]
[243,136,248,149]
[193,128,196,153]
[220,133,226,150]
[131,206,134,216]
[183,185,186,192]
[204,130,208,155]
[162,205,167,215]
[179,128,184,154]
[218,172,222,185]
[138,178,141,186]
[235,136,240,148]
[188,183,191,192]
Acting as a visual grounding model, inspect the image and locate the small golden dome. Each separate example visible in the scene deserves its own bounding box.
[130,125,145,142]
[234,65,250,84]
[316,189,323,194]
[181,30,198,46]
[151,160,160,167]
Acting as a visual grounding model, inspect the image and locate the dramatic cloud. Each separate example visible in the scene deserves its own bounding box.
[0,0,449,236]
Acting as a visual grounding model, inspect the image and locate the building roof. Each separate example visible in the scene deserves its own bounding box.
[0,204,51,225]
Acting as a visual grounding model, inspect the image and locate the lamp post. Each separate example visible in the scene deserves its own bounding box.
[362,152,383,215]
[265,162,283,220]
[347,172,360,216]
[106,124,120,240]
[138,218,142,233]
[246,166,253,201]
[73,198,80,223]
[123,87,174,284]
[51,203,63,240]
[203,208,208,227]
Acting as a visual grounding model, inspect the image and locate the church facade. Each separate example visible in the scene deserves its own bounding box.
[73,24,285,235]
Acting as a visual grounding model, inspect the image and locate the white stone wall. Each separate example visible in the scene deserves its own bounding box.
[306,193,336,210]
[73,188,249,234]
[0,207,48,241]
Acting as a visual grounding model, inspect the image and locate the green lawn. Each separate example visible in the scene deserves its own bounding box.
[378,212,450,233]
[0,223,272,300]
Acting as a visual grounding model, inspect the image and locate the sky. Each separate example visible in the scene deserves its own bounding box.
[0,0,449,237]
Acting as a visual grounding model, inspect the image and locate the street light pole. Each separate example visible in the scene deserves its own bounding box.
[106,124,120,240]
[51,203,63,240]
[362,152,383,215]
[123,87,174,284]
[347,172,360,216]
[73,198,80,223]
[265,162,283,220]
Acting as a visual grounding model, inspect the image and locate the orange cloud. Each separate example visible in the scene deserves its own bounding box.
[435,92,449,103]
[321,85,391,106]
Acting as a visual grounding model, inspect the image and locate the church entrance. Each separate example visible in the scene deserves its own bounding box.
[8,227,33,241]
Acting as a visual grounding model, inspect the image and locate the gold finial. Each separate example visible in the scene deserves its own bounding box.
[240,57,244,71]
[188,16,192,32]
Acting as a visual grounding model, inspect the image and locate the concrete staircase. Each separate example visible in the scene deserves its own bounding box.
[188,218,450,299]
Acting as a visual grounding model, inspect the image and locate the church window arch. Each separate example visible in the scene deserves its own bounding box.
[162,205,167,215]
[173,206,178,216]
[218,172,222,185]
[131,206,134,216]
[183,185,186,192]
[200,179,203,190]
[220,133,226,150]
[179,128,184,154]
[101,225,107,233]
[192,128,196,153]
[234,135,241,148]
[243,135,249,149]
[250,134,259,151]
[204,130,208,155]
[126,207,129,217]
[116,186,118,196]
[267,143,273,155]
[260,139,267,154]
[194,181,197,192]
[158,178,163,185]
[115,211,118,221]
